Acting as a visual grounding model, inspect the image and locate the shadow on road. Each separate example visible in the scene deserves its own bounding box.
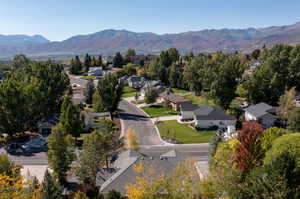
[118,112,149,121]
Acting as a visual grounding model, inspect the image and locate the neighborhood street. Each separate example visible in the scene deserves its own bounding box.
[119,100,164,145]
[5,76,209,167]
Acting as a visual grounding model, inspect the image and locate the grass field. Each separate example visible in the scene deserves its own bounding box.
[185,94,217,107]
[172,88,190,95]
[122,86,139,98]
[80,75,96,80]
[157,120,215,144]
[141,104,178,117]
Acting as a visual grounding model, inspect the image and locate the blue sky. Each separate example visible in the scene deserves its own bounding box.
[1,0,300,41]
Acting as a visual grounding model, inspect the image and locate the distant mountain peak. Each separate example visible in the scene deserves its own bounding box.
[1,21,300,58]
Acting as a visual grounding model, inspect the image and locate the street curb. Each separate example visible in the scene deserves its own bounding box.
[128,102,174,146]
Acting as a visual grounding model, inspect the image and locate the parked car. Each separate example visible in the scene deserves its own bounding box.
[22,136,47,152]
[6,142,24,154]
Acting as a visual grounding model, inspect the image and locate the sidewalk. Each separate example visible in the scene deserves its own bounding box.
[151,115,181,122]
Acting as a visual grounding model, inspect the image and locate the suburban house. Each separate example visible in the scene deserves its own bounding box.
[140,80,165,97]
[84,112,112,130]
[193,106,236,129]
[37,114,59,135]
[127,76,145,89]
[296,92,300,107]
[158,91,192,111]
[244,102,277,128]
[88,67,103,76]
[96,149,198,194]
[180,104,199,120]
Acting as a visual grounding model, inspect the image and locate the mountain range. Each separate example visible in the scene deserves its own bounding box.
[1,21,300,58]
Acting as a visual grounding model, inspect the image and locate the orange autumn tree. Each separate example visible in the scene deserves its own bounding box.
[232,121,264,174]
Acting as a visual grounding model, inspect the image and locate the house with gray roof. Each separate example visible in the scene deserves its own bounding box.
[180,104,199,120]
[37,114,59,135]
[193,106,236,129]
[97,149,194,194]
[244,102,277,128]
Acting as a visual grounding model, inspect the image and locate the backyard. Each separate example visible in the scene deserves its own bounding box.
[185,94,217,107]
[141,104,178,117]
[157,120,215,144]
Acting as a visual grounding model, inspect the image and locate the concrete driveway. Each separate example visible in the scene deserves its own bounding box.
[118,100,164,146]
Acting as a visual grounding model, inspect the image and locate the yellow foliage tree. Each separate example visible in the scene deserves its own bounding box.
[124,128,140,151]
[125,159,200,199]
[73,191,89,199]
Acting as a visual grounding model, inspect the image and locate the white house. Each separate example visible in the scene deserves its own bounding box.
[193,106,236,129]
[180,104,199,120]
[244,102,277,128]
[88,67,103,76]
[127,76,145,89]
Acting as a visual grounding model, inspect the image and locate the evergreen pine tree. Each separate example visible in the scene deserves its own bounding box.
[41,170,63,199]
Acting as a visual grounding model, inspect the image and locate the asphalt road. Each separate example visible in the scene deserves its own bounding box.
[118,100,209,160]
[7,76,209,165]
[118,100,164,145]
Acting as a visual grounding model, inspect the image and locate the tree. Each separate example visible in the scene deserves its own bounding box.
[75,130,105,187]
[93,73,123,114]
[0,154,19,177]
[107,190,123,199]
[47,124,75,184]
[209,55,245,109]
[59,96,84,139]
[183,56,204,95]
[0,61,69,136]
[84,54,91,72]
[263,133,300,166]
[251,49,261,60]
[73,191,89,199]
[84,79,95,104]
[261,127,290,152]
[277,87,296,124]
[41,170,63,199]
[123,63,137,76]
[10,54,30,70]
[97,55,103,66]
[70,55,82,74]
[125,159,200,199]
[169,63,183,88]
[144,86,158,104]
[248,152,300,199]
[232,122,264,175]
[287,108,300,132]
[125,48,136,63]
[113,52,124,67]
[124,128,140,151]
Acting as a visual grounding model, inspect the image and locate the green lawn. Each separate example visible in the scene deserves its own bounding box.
[141,104,178,117]
[157,120,215,144]
[172,88,190,95]
[122,86,139,98]
[80,75,96,80]
[185,94,217,107]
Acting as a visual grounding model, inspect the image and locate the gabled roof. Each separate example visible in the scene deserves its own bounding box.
[244,102,275,118]
[98,149,189,193]
[159,91,191,104]
[193,106,235,120]
[180,104,199,112]
[128,76,144,82]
